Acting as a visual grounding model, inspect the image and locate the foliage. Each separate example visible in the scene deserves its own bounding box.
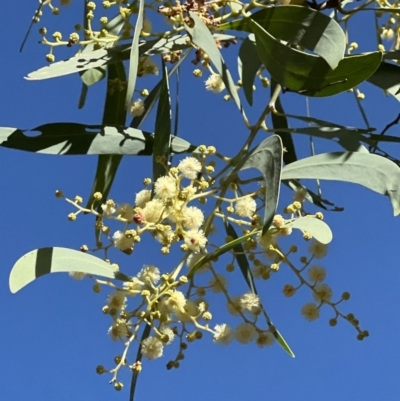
[5,0,400,399]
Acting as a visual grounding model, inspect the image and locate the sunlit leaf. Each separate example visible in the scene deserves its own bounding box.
[0,124,196,155]
[284,217,333,244]
[281,152,400,215]
[221,6,346,69]
[251,20,382,96]
[186,12,246,116]
[126,0,145,108]
[238,35,261,106]
[240,135,283,234]
[9,247,132,294]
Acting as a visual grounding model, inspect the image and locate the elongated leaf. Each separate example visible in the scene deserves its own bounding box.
[185,12,245,116]
[221,6,346,69]
[270,81,297,164]
[252,19,382,96]
[284,217,332,244]
[367,61,400,102]
[187,231,256,278]
[9,247,132,294]
[153,60,172,183]
[281,152,400,215]
[0,124,196,155]
[126,0,145,108]
[224,221,295,358]
[238,35,261,106]
[129,324,151,401]
[266,126,367,152]
[225,222,256,293]
[284,179,344,212]
[240,135,283,234]
[26,34,230,82]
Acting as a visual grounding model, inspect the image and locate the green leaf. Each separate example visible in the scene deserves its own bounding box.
[186,12,246,116]
[26,34,231,82]
[284,216,333,244]
[224,222,295,358]
[238,35,261,106]
[224,222,256,293]
[266,126,367,152]
[281,152,400,216]
[9,247,132,294]
[87,60,127,211]
[284,180,344,212]
[270,80,297,164]
[240,135,283,234]
[187,231,256,278]
[251,19,382,96]
[125,0,145,108]
[221,6,346,70]
[0,124,196,156]
[367,61,400,101]
[153,60,172,184]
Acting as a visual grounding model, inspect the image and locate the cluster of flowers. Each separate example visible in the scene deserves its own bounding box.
[61,149,366,389]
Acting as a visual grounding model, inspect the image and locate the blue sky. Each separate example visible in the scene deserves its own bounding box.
[1,3,400,401]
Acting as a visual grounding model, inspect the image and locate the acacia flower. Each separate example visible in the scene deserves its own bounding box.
[309,240,328,259]
[239,292,261,313]
[213,324,234,345]
[183,206,204,229]
[142,199,165,223]
[235,197,257,218]
[137,265,160,285]
[135,189,151,208]
[129,99,145,117]
[178,157,202,179]
[256,331,275,347]
[235,322,257,344]
[226,296,242,316]
[313,283,333,303]
[69,271,86,280]
[205,73,225,93]
[101,199,116,216]
[308,265,327,282]
[301,302,320,321]
[159,326,175,345]
[107,291,127,311]
[184,229,207,252]
[209,274,228,294]
[186,252,210,273]
[108,319,128,341]
[163,290,187,313]
[112,230,135,253]
[141,337,164,360]
[154,176,177,200]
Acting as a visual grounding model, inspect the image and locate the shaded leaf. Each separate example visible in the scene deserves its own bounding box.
[153,60,172,184]
[270,80,297,164]
[224,222,256,293]
[224,222,295,358]
[367,61,400,102]
[251,20,382,96]
[284,179,344,212]
[187,231,256,278]
[281,152,400,215]
[185,12,245,116]
[0,124,195,155]
[284,217,333,244]
[221,6,346,69]
[238,35,261,106]
[9,247,132,294]
[240,135,283,234]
